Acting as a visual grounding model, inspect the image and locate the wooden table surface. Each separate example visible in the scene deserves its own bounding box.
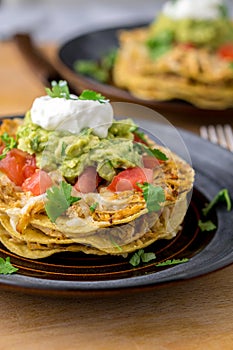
[0,40,233,350]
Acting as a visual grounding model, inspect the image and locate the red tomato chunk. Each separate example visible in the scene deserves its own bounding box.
[107,167,153,192]
[218,43,233,61]
[0,149,37,186]
[22,170,53,196]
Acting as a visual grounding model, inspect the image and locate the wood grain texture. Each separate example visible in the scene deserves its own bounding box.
[0,40,233,350]
[0,266,233,349]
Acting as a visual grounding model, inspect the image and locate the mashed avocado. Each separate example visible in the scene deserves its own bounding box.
[17,113,143,183]
[149,14,233,49]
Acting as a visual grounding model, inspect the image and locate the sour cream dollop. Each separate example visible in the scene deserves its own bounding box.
[162,0,224,20]
[30,95,114,138]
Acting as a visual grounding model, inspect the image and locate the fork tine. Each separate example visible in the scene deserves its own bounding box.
[216,124,228,149]
[199,125,209,140]
[200,124,233,152]
[223,124,233,152]
[205,125,218,144]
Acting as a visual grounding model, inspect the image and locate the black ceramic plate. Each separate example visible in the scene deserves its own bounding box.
[58,23,233,120]
[0,116,233,296]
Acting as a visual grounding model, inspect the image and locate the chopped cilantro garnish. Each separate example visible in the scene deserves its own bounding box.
[74,48,117,83]
[198,219,216,232]
[145,147,168,161]
[90,202,98,213]
[138,183,165,212]
[155,258,189,267]
[0,132,17,160]
[110,238,123,252]
[134,142,168,161]
[45,80,71,99]
[129,249,156,266]
[45,181,81,222]
[202,188,231,216]
[101,48,118,71]
[30,136,40,152]
[130,126,148,144]
[61,142,67,157]
[218,3,229,18]
[146,29,174,60]
[0,257,18,274]
[78,90,107,103]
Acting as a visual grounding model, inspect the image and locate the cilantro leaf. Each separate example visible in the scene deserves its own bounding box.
[45,80,71,99]
[45,181,81,222]
[0,257,18,274]
[218,4,229,18]
[74,48,117,83]
[146,29,174,60]
[155,258,189,267]
[145,147,168,161]
[198,219,216,232]
[134,142,168,161]
[110,238,123,252]
[129,251,141,267]
[202,188,231,216]
[129,249,156,266]
[138,183,165,212]
[0,132,17,160]
[74,60,109,83]
[100,48,118,71]
[78,90,107,103]
[130,126,148,144]
[90,202,98,213]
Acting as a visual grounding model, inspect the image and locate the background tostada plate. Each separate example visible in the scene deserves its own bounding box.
[57,23,233,128]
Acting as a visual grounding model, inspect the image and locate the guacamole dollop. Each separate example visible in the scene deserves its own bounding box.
[149,14,233,49]
[17,113,143,183]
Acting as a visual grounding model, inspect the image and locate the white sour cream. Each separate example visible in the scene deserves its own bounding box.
[30,95,114,138]
[162,0,224,20]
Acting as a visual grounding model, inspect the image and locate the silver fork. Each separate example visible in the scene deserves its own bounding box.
[200,124,233,152]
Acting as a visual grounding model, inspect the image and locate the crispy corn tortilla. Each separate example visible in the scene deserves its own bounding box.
[0,120,194,259]
[0,194,187,259]
[113,28,233,109]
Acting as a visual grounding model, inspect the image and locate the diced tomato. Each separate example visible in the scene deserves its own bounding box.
[0,149,37,186]
[107,167,153,192]
[22,170,53,196]
[0,145,5,154]
[217,43,233,61]
[142,155,160,169]
[178,42,195,50]
[133,132,148,145]
[74,166,101,193]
